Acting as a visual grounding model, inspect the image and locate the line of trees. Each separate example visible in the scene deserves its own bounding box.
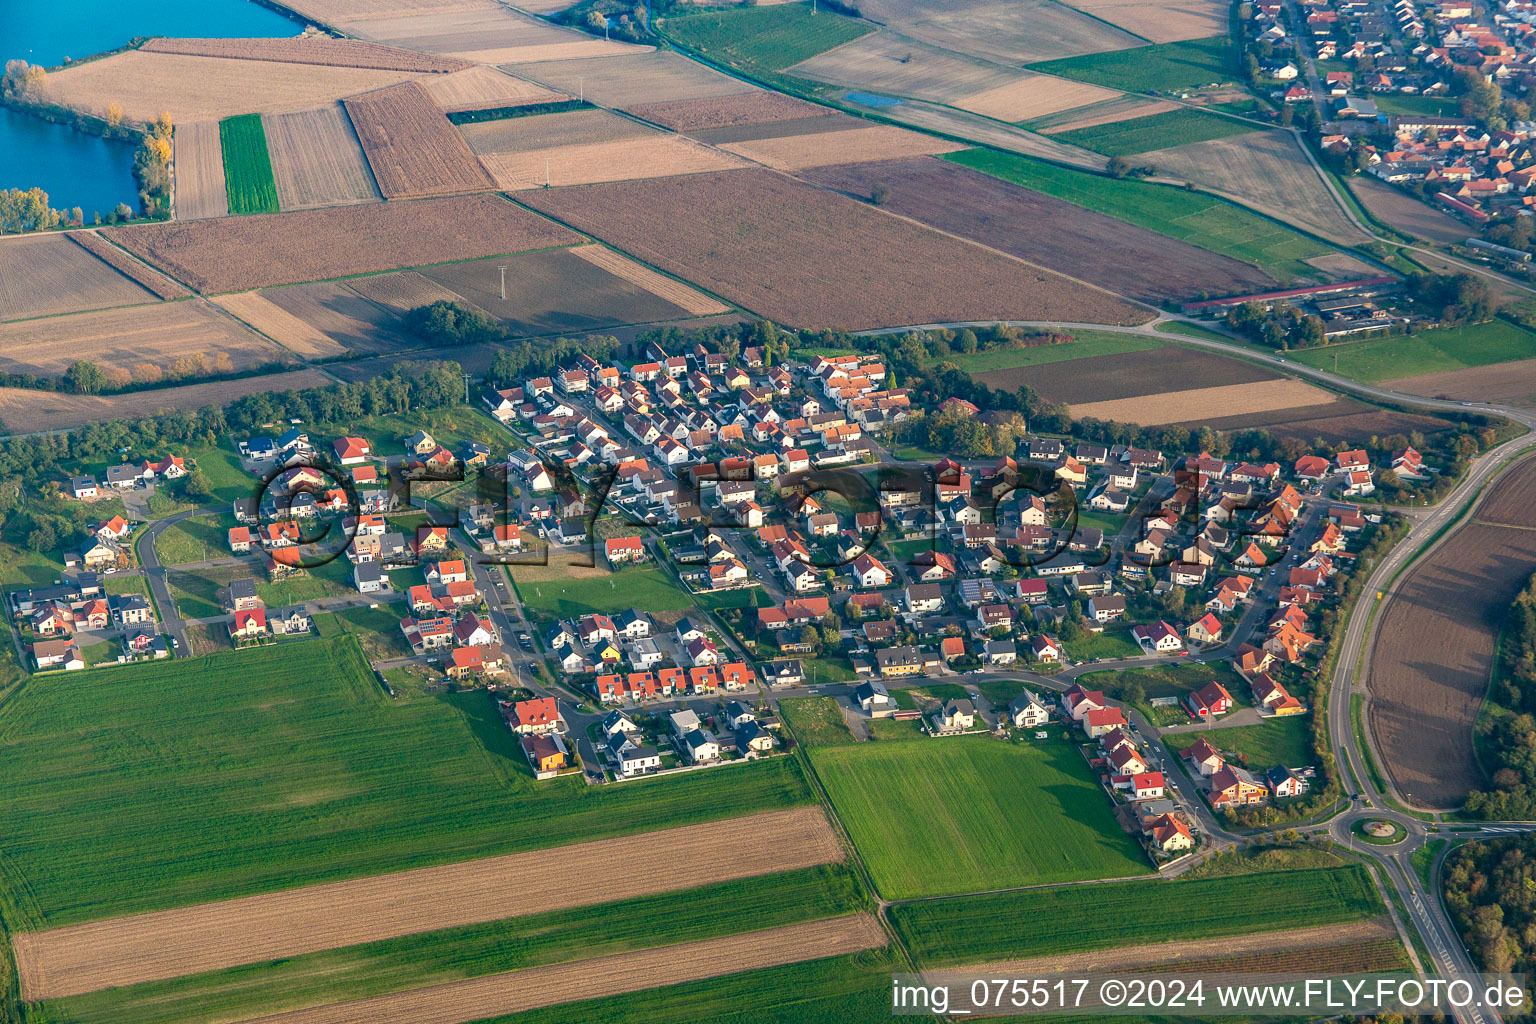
[1464,570,1536,820]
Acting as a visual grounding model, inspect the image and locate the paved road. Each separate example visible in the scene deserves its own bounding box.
[134,506,220,652]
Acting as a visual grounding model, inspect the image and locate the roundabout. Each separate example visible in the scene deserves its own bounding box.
[1353,818,1407,846]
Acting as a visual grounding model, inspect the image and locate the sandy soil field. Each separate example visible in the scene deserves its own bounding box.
[68,232,191,299]
[0,234,155,322]
[627,92,831,131]
[521,168,1148,330]
[37,50,420,125]
[172,120,229,220]
[787,30,1026,104]
[281,0,499,20]
[264,105,382,211]
[1351,175,1471,245]
[213,292,346,359]
[855,0,1142,63]
[1385,359,1536,408]
[14,806,842,1000]
[1063,0,1227,42]
[344,81,495,198]
[340,7,642,63]
[459,107,651,152]
[107,193,578,293]
[0,369,329,433]
[1142,131,1371,244]
[344,270,481,315]
[571,245,729,315]
[0,300,287,379]
[1069,378,1337,425]
[263,281,414,352]
[974,343,1273,404]
[957,75,1125,122]
[139,36,469,72]
[718,125,963,170]
[485,136,747,189]
[235,915,884,1024]
[420,65,562,110]
[800,157,1273,303]
[512,51,755,107]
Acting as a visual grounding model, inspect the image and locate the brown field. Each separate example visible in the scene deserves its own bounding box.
[464,39,648,63]
[786,30,1024,104]
[281,0,499,20]
[213,292,344,359]
[690,113,863,145]
[0,300,287,379]
[1371,457,1536,807]
[512,51,755,107]
[626,91,832,131]
[1070,378,1337,425]
[718,125,963,170]
[1063,0,1226,43]
[340,6,640,63]
[459,107,651,153]
[229,915,883,1024]
[172,120,229,220]
[974,345,1272,403]
[487,136,749,189]
[0,234,155,322]
[420,65,562,111]
[1195,406,1453,442]
[264,105,382,211]
[800,157,1273,303]
[107,193,576,293]
[14,806,842,1000]
[521,168,1148,330]
[571,245,729,315]
[67,232,191,299]
[848,98,1107,170]
[855,0,1142,63]
[1039,97,1178,134]
[344,81,495,199]
[1351,175,1471,246]
[262,281,414,352]
[958,76,1127,122]
[1304,252,1378,278]
[0,369,329,433]
[36,50,420,125]
[1142,131,1371,244]
[139,36,469,72]
[343,269,480,315]
[1386,359,1536,408]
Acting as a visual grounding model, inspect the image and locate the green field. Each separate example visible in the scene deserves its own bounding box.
[946,329,1162,373]
[1286,320,1536,381]
[510,565,694,618]
[1052,108,1257,156]
[219,113,279,216]
[1029,36,1236,93]
[1372,93,1459,118]
[808,735,1151,899]
[1162,714,1313,769]
[0,637,813,929]
[1062,628,1142,662]
[780,696,857,747]
[945,149,1329,281]
[44,864,866,1024]
[153,515,228,566]
[664,3,872,76]
[890,865,1381,966]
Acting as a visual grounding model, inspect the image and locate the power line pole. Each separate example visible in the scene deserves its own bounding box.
[499,265,507,301]
[462,373,472,404]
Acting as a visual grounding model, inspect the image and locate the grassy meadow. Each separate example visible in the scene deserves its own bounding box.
[945,329,1161,373]
[153,514,229,565]
[1162,714,1314,769]
[1029,36,1236,93]
[510,565,694,618]
[1286,320,1536,381]
[219,113,279,216]
[1053,108,1256,157]
[664,3,872,79]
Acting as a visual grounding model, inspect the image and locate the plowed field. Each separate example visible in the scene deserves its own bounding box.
[173,120,229,220]
[1069,378,1337,425]
[0,234,155,322]
[67,232,190,299]
[213,292,345,359]
[512,50,753,107]
[571,245,729,315]
[0,370,328,432]
[139,37,469,72]
[343,270,480,315]
[264,105,382,210]
[973,343,1273,403]
[483,135,747,189]
[344,81,494,198]
[719,125,963,169]
[1387,360,1536,408]
[421,65,561,111]
[627,91,829,130]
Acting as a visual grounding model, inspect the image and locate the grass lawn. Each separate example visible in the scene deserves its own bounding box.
[153,515,229,566]
[1080,661,1245,703]
[779,696,857,747]
[945,148,1329,281]
[1162,714,1313,770]
[1412,838,1447,888]
[189,444,258,504]
[0,636,814,930]
[43,864,867,1024]
[167,566,242,619]
[319,605,414,664]
[809,734,1151,899]
[1052,108,1257,156]
[1062,627,1142,662]
[1156,319,1239,341]
[1028,36,1236,93]
[1286,320,1536,381]
[664,3,872,73]
[1074,509,1125,534]
[892,444,947,463]
[1372,93,1459,118]
[890,864,1380,966]
[510,565,693,618]
[310,406,510,458]
[0,541,66,588]
[104,575,150,597]
[884,537,936,562]
[947,330,1162,373]
[219,113,279,216]
[694,588,774,610]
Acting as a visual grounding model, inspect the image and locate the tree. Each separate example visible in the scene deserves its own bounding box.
[63,360,106,395]
[106,101,124,127]
[1106,155,1131,178]
[798,625,821,653]
[870,183,889,205]
[182,468,213,501]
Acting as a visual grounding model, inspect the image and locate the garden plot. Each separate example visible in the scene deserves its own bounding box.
[173,120,228,220]
[263,104,382,211]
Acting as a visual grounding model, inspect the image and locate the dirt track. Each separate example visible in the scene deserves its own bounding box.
[233,914,885,1024]
[14,806,841,1000]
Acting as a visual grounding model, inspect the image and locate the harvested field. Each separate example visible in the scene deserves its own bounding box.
[483,135,747,188]
[511,51,754,107]
[35,50,419,125]
[1194,406,1452,442]
[799,157,1274,303]
[106,193,577,293]
[973,345,1270,403]
[520,168,1149,331]
[211,915,883,1024]
[343,270,480,315]
[1141,131,1371,244]
[213,292,343,359]
[67,232,191,299]
[0,370,329,433]
[1304,252,1379,278]
[172,120,228,220]
[717,125,963,170]
[139,36,469,73]
[13,806,842,1000]
[854,0,1142,63]
[420,65,562,111]
[1038,98,1178,134]
[262,281,414,352]
[1070,378,1337,425]
[1370,458,1536,807]
[344,81,495,199]
[0,300,287,380]
[1063,0,1226,43]
[626,91,831,131]
[786,30,1026,104]
[281,0,500,19]
[341,7,641,63]
[958,75,1124,122]
[0,234,154,322]
[1351,175,1470,245]
[458,108,651,153]
[571,245,729,315]
[689,113,862,145]
[1386,359,1536,408]
[418,248,703,333]
[263,105,382,211]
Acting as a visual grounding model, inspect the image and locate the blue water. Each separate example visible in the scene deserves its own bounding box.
[0,0,306,214]
[845,92,903,107]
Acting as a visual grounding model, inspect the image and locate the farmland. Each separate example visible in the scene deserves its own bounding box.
[1052,107,1256,156]
[717,126,963,170]
[1063,0,1228,42]
[344,6,637,64]
[970,344,1275,405]
[219,114,280,215]
[263,104,383,211]
[1386,358,1536,407]
[511,51,755,108]
[171,121,229,220]
[106,194,578,293]
[1350,175,1470,245]
[344,269,482,316]
[961,75,1125,122]
[627,92,833,131]
[854,0,1141,63]
[946,330,1163,373]
[663,3,875,77]
[66,232,190,299]
[808,735,1151,899]
[1030,94,1175,133]
[1069,377,1340,426]
[261,281,414,353]
[0,369,330,433]
[1029,36,1236,93]
[420,65,562,112]
[479,133,746,190]
[1287,320,1536,381]
[213,291,348,359]
[138,36,470,72]
[570,245,729,316]
[519,168,1150,331]
[800,157,1275,303]
[344,81,496,199]
[1161,715,1314,769]
[0,234,155,323]
[784,30,1028,105]
[890,864,1381,965]
[510,565,694,617]
[945,149,1333,281]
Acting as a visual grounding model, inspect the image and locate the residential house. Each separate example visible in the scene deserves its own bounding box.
[1008,689,1050,728]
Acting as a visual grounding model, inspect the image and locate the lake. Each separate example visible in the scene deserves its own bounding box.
[0,0,306,215]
